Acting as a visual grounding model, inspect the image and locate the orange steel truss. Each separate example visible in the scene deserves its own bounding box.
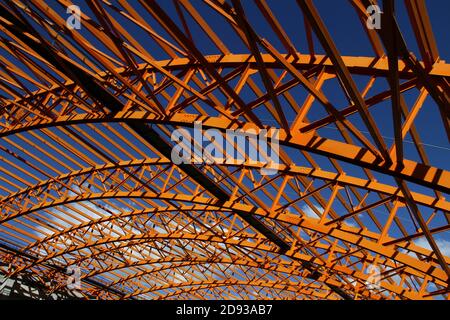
[0,0,449,300]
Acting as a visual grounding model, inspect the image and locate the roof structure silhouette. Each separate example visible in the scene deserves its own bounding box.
[0,0,449,300]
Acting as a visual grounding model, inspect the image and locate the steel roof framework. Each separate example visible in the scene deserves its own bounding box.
[0,0,448,300]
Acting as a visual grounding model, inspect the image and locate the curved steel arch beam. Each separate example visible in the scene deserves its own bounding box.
[38,236,438,300]
[80,256,389,300]
[8,194,445,299]
[157,284,331,300]
[40,217,425,300]
[90,257,307,284]
[3,158,448,213]
[32,225,428,299]
[19,232,374,298]
[125,279,339,300]
[56,237,371,299]
[26,206,353,261]
[45,251,352,299]
[85,259,355,300]
[22,204,433,287]
[6,53,449,108]
[24,206,230,250]
[1,112,448,194]
[24,206,380,265]
[12,190,450,272]
[40,214,377,284]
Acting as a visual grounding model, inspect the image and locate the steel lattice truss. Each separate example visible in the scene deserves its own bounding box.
[0,0,449,300]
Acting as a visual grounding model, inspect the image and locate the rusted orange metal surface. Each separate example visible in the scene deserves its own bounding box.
[0,0,449,300]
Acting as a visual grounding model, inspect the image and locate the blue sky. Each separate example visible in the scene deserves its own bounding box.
[0,1,449,297]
